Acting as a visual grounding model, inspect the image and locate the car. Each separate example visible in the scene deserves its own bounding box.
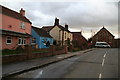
[95,42,111,48]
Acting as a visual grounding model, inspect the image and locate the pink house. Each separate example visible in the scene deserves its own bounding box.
[0,5,32,50]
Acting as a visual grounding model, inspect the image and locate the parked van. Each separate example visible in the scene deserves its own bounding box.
[95,42,111,48]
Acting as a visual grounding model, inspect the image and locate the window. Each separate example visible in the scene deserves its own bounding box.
[18,37,26,45]
[20,22,25,29]
[6,36,12,44]
[65,33,66,39]
[32,38,36,44]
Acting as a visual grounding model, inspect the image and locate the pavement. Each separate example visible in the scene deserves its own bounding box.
[2,48,95,78]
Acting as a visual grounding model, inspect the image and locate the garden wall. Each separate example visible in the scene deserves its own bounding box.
[2,45,68,64]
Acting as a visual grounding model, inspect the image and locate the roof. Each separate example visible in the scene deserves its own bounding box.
[71,32,81,34]
[0,5,32,24]
[32,26,53,38]
[72,32,87,41]
[0,29,31,37]
[42,26,54,32]
[58,25,70,32]
[92,27,114,38]
[42,25,70,32]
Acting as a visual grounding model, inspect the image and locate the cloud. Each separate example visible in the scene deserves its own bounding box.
[1,1,118,38]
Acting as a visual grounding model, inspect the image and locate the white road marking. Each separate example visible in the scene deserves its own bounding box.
[34,70,43,78]
[99,73,102,80]
[102,59,105,67]
[103,54,106,58]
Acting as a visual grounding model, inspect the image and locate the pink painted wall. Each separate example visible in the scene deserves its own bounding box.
[1,13,32,50]
[1,14,31,34]
[2,35,30,50]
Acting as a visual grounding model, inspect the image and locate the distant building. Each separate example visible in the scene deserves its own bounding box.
[114,38,120,48]
[31,26,53,48]
[72,32,88,49]
[92,26,115,47]
[42,18,73,47]
[0,5,32,50]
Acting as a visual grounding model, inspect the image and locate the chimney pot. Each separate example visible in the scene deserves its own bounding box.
[65,24,68,30]
[54,17,59,26]
[20,8,25,16]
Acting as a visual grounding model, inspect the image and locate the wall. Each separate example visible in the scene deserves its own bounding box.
[2,35,30,49]
[49,26,61,41]
[31,29,40,48]
[1,14,31,34]
[92,29,114,47]
[2,45,68,64]
[31,29,53,48]
[40,37,53,48]
[72,32,88,49]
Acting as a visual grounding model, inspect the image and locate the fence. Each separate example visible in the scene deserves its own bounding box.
[2,45,68,64]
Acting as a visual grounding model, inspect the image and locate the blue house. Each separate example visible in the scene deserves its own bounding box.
[31,26,53,48]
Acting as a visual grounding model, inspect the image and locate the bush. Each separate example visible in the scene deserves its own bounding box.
[2,46,24,56]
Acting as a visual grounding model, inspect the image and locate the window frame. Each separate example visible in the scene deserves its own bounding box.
[31,38,36,44]
[20,22,25,29]
[6,36,12,44]
[18,37,26,45]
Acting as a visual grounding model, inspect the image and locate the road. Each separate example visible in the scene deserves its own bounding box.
[9,48,118,79]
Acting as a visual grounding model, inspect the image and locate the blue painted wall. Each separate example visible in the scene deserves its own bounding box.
[31,29,53,48]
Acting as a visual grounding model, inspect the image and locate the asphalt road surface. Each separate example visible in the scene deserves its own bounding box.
[9,48,118,79]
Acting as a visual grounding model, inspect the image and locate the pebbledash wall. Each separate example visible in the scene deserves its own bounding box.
[2,45,68,64]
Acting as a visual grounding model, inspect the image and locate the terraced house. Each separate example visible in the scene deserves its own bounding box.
[0,5,32,49]
[42,18,73,47]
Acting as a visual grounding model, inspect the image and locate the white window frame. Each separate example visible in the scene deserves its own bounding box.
[18,37,26,45]
[20,22,25,29]
[6,36,12,44]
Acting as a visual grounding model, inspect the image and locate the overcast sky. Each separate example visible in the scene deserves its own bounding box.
[1,0,119,39]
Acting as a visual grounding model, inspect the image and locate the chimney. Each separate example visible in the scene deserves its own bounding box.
[65,24,68,30]
[54,17,59,26]
[20,8,25,16]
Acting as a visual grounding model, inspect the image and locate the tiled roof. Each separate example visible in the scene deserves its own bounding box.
[93,27,114,38]
[42,25,70,32]
[42,26,54,32]
[32,26,52,38]
[58,25,70,32]
[0,5,32,24]
[72,32,87,41]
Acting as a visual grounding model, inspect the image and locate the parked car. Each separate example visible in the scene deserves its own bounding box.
[95,42,111,48]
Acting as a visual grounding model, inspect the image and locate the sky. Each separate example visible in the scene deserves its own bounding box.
[1,0,119,39]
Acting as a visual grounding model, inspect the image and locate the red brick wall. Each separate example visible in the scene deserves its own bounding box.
[92,29,114,47]
[72,32,88,49]
[2,45,68,64]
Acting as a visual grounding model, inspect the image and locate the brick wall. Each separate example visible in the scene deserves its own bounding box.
[2,45,68,64]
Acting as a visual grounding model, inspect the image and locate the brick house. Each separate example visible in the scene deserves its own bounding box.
[113,38,120,48]
[72,32,88,49]
[42,18,73,47]
[92,26,115,47]
[0,5,32,50]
